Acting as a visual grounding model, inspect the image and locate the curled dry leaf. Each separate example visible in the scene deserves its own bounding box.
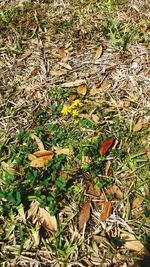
[77,85,87,96]
[99,200,112,222]
[121,233,144,253]
[133,118,143,132]
[58,62,72,70]
[33,150,54,157]
[30,154,54,168]
[28,154,37,161]
[98,137,114,156]
[31,134,45,150]
[28,201,39,222]
[51,69,67,76]
[105,184,123,200]
[61,79,86,88]
[79,202,91,232]
[38,207,57,232]
[95,46,103,59]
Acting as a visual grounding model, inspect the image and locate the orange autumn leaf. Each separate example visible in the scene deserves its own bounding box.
[77,85,87,96]
[100,81,111,91]
[79,202,91,232]
[30,155,54,168]
[105,184,123,200]
[95,45,103,59]
[133,118,143,132]
[98,137,114,156]
[99,200,112,222]
[58,48,66,58]
[33,150,54,157]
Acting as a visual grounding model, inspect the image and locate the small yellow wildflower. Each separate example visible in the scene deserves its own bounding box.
[71,99,83,108]
[61,105,71,115]
[72,109,79,117]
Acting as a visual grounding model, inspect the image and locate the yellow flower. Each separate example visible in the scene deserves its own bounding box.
[61,105,71,115]
[71,99,83,108]
[74,119,79,125]
[72,109,79,117]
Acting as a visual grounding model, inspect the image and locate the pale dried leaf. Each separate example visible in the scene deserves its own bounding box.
[99,201,112,222]
[132,195,144,209]
[28,153,37,161]
[30,155,54,168]
[51,69,67,76]
[77,85,87,95]
[1,162,16,174]
[28,201,39,221]
[31,134,45,150]
[55,148,70,155]
[61,79,86,88]
[121,233,144,253]
[133,118,143,132]
[33,150,54,157]
[79,202,91,232]
[89,87,100,96]
[58,62,72,70]
[95,46,103,59]
[38,207,57,232]
[91,114,99,123]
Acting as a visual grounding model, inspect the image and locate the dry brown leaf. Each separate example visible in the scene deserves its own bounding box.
[133,118,143,132]
[99,200,112,222]
[30,155,54,168]
[121,233,144,253]
[132,195,144,209]
[19,50,32,60]
[58,62,72,70]
[100,81,111,91]
[95,46,103,59]
[55,148,70,155]
[31,134,45,150]
[51,69,67,76]
[105,184,123,200]
[77,85,87,95]
[58,48,66,58]
[38,207,57,232]
[98,137,114,156]
[87,182,101,198]
[79,202,91,232]
[61,79,86,88]
[33,150,54,157]
[68,94,77,101]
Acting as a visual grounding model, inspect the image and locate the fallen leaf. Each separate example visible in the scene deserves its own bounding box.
[51,69,67,76]
[28,201,39,223]
[77,85,87,95]
[55,148,70,155]
[79,202,91,232]
[61,79,86,88]
[38,207,57,232]
[58,48,66,58]
[98,137,114,156]
[100,81,111,91]
[99,200,112,222]
[132,195,144,209]
[105,184,123,200]
[33,150,54,157]
[124,101,131,108]
[58,62,72,70]
[1,162,16,174]
[95,46,103,59]
[19,50,32,60]
[30,155,54,168]
[121,233,144,253]
[91,114,99,123]
[89,87,100,96]
[31,134,45,150]
[87,182,101,198]
[28,154,37,161]
[68,94,77,101]
[133,118,143,132]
